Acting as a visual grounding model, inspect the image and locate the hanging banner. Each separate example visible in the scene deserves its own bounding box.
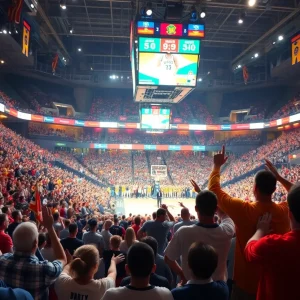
[22,20,30,57]
[291,33,300,66]
[243,66,249,85]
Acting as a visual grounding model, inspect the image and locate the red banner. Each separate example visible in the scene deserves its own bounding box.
[156,145,169,150]
[207,125,221,131]
[54,118,75,125]
[132,144,144,150]
[173,118,183,123]
[119,116,127,121]
[177,124,189,130]
[31,115,44,122]
[231,124,250,130]
[160,23,183,36]
[9,109,18,117]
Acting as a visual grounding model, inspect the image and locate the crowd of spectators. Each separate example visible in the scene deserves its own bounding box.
[82,151,133,185]
[29,123,76,140]
[132,152,151,185]
[190,101,213,124]
[221,128,300,182]
[207,134,261,146]
[270,95,300,120]
[0,137,299,300]
[89,98,122,121]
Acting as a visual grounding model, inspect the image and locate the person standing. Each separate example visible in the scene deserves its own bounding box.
[244,183,300,300]
[171,242,228,300]
[174,204,195,233]
[0,214,13,254]
[101,243,173,300]
[7,210,22,238]
[205,146,292,300]
[83,218,105,256]
[60,223,83,255]
[164,191,234,283]
[138,205,175,256]
[157,189,162,208]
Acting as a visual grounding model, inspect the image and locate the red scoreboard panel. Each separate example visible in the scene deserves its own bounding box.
[136,21,205,38]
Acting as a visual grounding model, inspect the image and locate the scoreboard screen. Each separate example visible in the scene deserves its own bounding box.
[141,107,170,130]
[139,38,200,54]
[137,21,205,38]
[138,53,198,86]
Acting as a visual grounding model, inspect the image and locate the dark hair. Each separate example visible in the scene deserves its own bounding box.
[0,213,7,226]
[122,215,126,220]
[156,208,166,218]
[69,223,78,234]
[188,242,218,279]
[38,233,46,247]
[53,212,60,221]
[12,210,21,220]
[1,206,8,214]
[152,212,157,220]
[287,183,300,223]
[141,236,158,257]
[127,243,154,278]
[254,171,277,195]
[196,191,218,217]
[134,216,141,226]
[64,219,71,227]
[113,217,119,224]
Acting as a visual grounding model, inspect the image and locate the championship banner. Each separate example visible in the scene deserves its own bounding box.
[22,20,30,57]
[291,33,300,66]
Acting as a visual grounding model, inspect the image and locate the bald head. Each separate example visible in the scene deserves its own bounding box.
[181,208,190,220]
[13,222,38,253]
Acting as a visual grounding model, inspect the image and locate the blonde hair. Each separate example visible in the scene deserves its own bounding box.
[104,219,113,230]
[70,245,99,279]
[125,227,136,247]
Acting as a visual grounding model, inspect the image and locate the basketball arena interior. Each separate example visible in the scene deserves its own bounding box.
[0,0,300,299]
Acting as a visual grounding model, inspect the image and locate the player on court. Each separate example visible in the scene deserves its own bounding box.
[157,53,179,85]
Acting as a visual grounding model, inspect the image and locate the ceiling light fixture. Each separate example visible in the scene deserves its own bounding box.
[248,0,257,7]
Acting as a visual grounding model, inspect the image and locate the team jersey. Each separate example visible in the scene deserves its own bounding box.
[159,55,177,85]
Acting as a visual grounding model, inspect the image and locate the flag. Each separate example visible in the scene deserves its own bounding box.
[52,53,59,74]
[243,66,249,85]
[29,184,42,223]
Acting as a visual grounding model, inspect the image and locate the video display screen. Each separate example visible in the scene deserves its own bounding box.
[141,107,170,130]
[138,53,198,86]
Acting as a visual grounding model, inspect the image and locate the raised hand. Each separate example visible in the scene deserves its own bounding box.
[265,159,280,180]
[190,179,201,193]
[213,145,228,167]
[42,206,54,230]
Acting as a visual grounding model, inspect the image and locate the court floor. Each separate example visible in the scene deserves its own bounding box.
[123,197,196,217]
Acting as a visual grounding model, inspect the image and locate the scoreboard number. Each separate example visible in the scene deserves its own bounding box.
[182,43,196,51]
[144,42,156,50]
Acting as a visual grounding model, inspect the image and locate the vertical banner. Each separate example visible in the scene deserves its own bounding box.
[22,20,30,57]
[291,33,300,66]
[243,66,249,85]
[52,53,59,73]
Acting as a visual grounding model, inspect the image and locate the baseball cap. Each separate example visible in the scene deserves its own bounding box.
[88,218,98,227]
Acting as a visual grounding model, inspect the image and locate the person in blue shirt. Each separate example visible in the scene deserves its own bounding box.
[171,242,228,300]
[0,280,33,300]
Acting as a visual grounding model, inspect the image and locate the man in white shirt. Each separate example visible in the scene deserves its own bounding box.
[164,190,235,283]
[101,243,173,300]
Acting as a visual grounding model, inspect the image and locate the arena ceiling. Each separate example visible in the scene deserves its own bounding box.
[33,0,299,72]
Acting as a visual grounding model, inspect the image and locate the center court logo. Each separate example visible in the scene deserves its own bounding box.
[166,24,176,35]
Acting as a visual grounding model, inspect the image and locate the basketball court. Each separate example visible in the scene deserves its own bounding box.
[122,196,196,217]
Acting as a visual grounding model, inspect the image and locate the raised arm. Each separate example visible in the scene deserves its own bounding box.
[265,159,294,193]
[107,254,125,281]
[208,146,245,221]
[161,204,175,222]
[42,206,67,267]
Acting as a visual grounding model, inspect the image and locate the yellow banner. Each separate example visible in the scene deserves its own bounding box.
[22,22,30,57]
[292,34,300,66]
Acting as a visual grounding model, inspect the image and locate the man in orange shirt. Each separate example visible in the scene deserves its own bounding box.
[202,146,292,300]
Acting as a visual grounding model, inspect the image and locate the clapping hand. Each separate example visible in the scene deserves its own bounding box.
[214,145,228,167]
[190,179,201,193]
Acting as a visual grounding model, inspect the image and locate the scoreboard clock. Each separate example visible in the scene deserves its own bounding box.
[137,21,205,38]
